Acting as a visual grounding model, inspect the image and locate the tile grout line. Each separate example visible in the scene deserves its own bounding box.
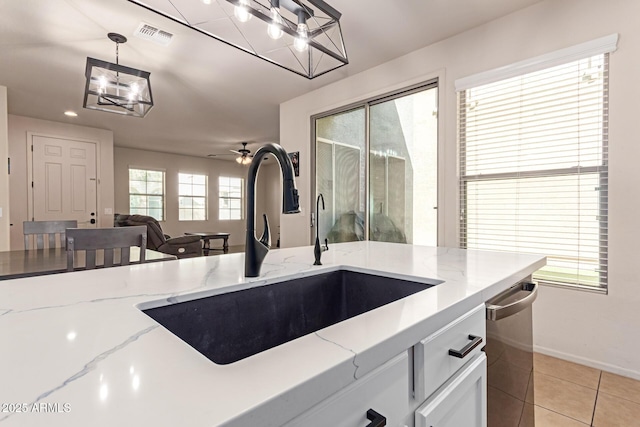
[602,382,640,405]
[533,353,640,425]
[533,404,591,426]
[531,360,599,425]
[534,355,601,390]
[535,369,600,391]
[591,370,602,427]
[596,388,640,406]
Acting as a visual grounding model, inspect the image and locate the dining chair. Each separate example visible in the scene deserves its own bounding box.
[23,220,78,250]
[65,226,147,271]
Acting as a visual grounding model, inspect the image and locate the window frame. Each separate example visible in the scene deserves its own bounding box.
[310,79,440,245]
[458,53,610,292]
[218,176,244,221]
[128,167,166,221]
[178,172,208,221]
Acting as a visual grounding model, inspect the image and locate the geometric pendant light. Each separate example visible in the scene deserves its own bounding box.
[83,33,154,117]
[127,0,348,79]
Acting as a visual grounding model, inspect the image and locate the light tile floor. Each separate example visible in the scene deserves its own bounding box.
[532,353,640,426]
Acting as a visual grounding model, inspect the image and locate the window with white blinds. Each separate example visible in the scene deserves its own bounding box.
[458,53,609,290]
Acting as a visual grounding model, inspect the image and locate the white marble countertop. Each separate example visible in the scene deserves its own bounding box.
[0,242,545,426]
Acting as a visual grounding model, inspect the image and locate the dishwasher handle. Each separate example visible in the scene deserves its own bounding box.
[486,282,538,321]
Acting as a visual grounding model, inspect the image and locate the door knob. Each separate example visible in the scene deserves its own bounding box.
[90,219,96,224]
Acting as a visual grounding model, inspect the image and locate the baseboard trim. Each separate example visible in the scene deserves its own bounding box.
[534,345,640,381]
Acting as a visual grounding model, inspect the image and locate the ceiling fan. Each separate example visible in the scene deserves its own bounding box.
[208,142,253,165]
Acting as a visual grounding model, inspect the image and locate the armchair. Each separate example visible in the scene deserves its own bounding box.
[114,214,202,258]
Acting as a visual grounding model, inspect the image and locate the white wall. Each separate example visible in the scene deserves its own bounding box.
[114,147,281,247]
[7,115,114,250]
[280,0,640,379]
[0,87,9,251]
[258,163,283,246]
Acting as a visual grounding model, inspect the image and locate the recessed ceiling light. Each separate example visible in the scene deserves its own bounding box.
[202,0,211,4]
[64,111,78,117]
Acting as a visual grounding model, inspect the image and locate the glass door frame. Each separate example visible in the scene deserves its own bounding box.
[309,78,439,245]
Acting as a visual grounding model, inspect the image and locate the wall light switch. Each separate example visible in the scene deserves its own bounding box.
[104,208,113,215]
[0,207,2,218]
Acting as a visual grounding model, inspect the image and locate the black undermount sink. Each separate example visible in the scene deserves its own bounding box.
[142,269,440,364]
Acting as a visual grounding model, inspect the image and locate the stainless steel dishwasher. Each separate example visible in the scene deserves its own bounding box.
[484,280,538,426]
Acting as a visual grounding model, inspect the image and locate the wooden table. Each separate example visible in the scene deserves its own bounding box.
[0,247,177,281]
[185,232,230,255]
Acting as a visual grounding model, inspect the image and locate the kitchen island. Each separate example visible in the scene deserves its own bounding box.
[0,242,545,426]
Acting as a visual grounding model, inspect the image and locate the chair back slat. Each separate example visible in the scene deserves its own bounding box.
[65,226,147,272]
[104,249,114,268]
[121,247,131,265]
[23,220,78,250]
[85,250,97,270]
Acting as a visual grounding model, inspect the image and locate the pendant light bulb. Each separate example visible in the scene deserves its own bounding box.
[293,25,308,52]
[98,76,107,94]
[236,155,251,165]
[293,11,309,52]
[234,0,252,22]
[267,7,283,40]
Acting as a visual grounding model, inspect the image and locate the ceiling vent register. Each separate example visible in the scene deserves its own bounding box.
[134,22,174,46]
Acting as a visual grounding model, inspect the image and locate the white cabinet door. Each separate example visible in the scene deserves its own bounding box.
[415,353,487,427]
[284,352,411,427]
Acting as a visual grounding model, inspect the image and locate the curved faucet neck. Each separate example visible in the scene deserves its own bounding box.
[245,143,299,277]
[246,143,298,235]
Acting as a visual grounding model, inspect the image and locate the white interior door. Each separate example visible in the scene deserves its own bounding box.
[32,135,97,228]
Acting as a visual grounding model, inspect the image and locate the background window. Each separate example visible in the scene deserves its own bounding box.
[458,54,609,290]
[179,173,207,221]
[219,176,243,220]
[129,168,165,220]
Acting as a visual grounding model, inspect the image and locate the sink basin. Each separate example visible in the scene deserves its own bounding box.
[142,269,439,364]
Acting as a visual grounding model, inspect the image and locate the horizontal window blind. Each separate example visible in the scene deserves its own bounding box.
[459,54,609,290]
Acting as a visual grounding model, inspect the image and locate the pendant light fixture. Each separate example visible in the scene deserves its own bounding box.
[128,0,347,79]
[83,33,154,118]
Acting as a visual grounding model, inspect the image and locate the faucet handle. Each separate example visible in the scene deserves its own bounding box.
[323,238,329,252]
[259,213,271,249]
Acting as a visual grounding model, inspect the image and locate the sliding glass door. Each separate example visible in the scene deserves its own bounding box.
[314,82,438,246]
[315,107,366,242]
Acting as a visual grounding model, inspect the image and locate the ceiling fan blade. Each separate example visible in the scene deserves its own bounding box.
[229,150,243,155]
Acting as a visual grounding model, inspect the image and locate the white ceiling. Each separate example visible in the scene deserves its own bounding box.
[0,0,542,158]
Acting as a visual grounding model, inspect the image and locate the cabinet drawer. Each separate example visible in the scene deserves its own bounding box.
[415,353,487,427]
[284,352,411,427]
[413,304,485,402]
